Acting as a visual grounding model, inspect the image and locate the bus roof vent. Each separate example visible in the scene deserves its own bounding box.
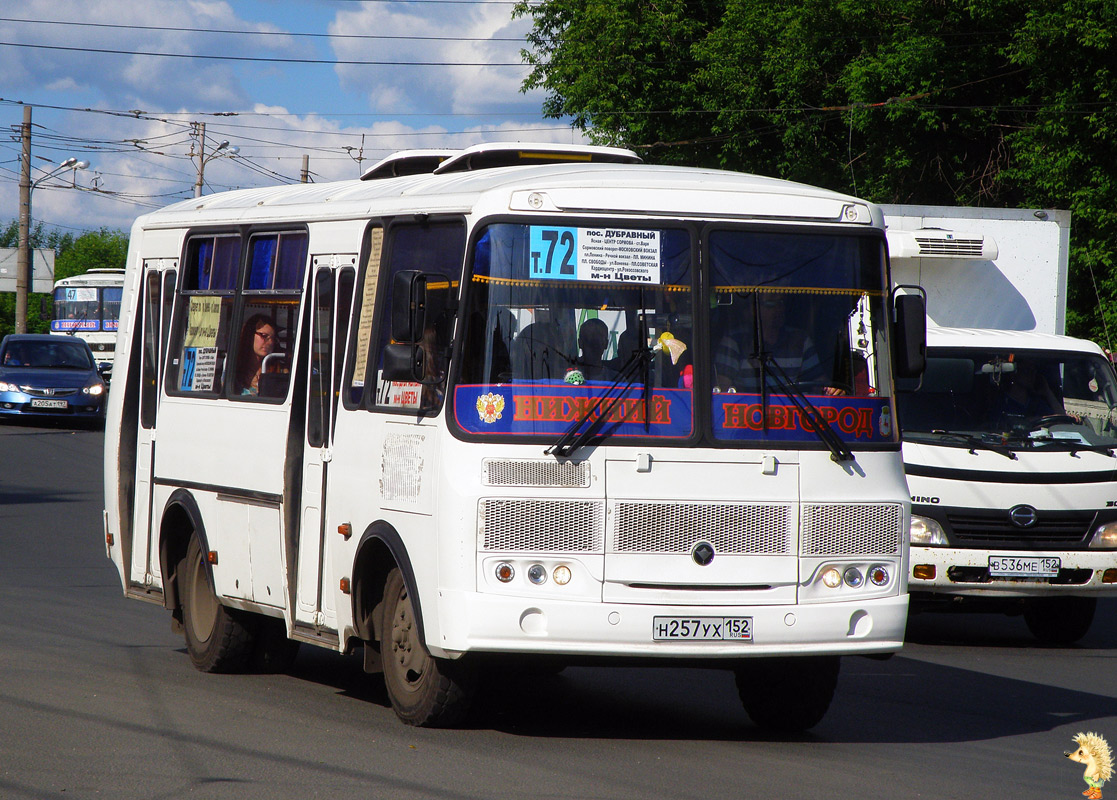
[886,228,999,260]
[432,142,642,174]
[360,150,459,181]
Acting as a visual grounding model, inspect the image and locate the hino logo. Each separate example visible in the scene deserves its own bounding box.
[911,495,940,504]
[1009,504,1039,528]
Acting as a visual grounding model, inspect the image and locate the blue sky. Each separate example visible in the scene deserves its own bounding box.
[0,0,583,234]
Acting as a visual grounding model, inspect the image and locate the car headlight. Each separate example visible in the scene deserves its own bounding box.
[910,514,948,546]
[1089,521,1117,549]
[83,381,105,396]
[0,381,19,392]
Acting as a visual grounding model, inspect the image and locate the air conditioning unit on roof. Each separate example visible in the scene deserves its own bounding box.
[886,228,999,260]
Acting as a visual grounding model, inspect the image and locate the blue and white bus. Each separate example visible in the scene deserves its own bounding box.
[51,268,125,372]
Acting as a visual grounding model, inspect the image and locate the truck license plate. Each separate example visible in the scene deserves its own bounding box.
[30,398,68,409]
[652,617,753,641]
[988,555,1060,577]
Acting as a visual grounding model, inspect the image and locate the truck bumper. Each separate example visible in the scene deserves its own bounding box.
[909,546,1117,597]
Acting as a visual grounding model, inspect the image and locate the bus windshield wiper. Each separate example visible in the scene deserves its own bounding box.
[545,345,652,459]
[755,352,854,463]
[914,429,1018,460]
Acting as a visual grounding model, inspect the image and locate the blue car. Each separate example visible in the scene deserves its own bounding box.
[0,334,108,424]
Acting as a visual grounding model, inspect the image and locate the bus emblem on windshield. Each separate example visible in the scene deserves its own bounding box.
[476,392,505,424]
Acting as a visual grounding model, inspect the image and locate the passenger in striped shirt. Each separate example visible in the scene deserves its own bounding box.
[714,293,836,394]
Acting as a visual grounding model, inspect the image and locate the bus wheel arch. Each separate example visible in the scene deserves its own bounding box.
[158,489,208,619]
[158,489,255,673]
[350,522,421,650]
[350,523,476,727]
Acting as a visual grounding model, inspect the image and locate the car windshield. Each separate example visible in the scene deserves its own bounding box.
[1,340,94,370]
[898,347,1117,449]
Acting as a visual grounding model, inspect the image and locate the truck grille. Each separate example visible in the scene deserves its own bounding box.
[947,509,1093,547]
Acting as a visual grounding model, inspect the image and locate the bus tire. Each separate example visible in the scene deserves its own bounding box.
[179,534,256,673]
[380,568,476,727]
[734,656,839,733]
[1023,596,1096,645]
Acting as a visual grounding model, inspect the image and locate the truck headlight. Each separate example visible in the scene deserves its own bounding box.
[910,514,947,546]
[1089,521,1117,549]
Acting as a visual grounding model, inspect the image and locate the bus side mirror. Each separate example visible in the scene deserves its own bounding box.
[892,288,926,379]
[391,270,427,344]
[382,342,425,382]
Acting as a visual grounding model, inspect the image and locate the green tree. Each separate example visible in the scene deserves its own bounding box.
[1,224,127,338]
[515,0,1117,342]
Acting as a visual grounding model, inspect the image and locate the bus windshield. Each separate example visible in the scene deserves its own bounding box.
[454,222,895,448]
[51,284,123,333]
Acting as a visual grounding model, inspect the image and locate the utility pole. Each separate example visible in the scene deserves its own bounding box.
[301,154,309,183]
[15,105,31,334]
[193,122,207,198]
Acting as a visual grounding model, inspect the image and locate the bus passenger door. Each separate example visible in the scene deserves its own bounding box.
[130,262,176,590]
[294,258,355,630]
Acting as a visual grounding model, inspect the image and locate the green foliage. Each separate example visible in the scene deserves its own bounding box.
[1,223,128,339]
[515,0,1117,343]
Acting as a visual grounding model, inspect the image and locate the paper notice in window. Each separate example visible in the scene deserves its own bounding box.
[184,296,222,348]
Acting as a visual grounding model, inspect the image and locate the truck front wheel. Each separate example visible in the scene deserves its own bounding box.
[1023,596,1096,645]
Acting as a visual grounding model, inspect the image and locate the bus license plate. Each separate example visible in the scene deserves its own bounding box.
[30,399,68,409]
[652,617,753,642]
[988,555,1060,577]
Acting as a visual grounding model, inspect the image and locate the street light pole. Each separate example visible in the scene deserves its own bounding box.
[14,143,90,334]
[192,122,239,198]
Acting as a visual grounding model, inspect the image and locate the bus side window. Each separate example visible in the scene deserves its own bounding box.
[234,230,308,402]
[168,235,240,396]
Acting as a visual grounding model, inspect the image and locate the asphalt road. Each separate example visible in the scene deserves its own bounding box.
[2,420,1116,799]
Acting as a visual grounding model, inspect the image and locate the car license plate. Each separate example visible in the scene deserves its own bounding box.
[988,555,1060,577]
[30,398,68,409]
[652,617,753,642]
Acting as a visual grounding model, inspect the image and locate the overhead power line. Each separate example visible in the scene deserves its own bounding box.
[0,17,526,43]
[0,40,527,66]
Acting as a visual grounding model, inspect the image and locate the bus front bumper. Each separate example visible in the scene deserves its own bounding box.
[429,591,909,660]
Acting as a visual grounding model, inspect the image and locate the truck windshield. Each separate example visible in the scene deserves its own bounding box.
[453,221,897,449]
[898,348,1117,449]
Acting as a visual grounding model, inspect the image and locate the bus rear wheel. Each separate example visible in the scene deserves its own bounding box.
[735,656,840,733]
[380,568,476,727]
[179,534,256,673]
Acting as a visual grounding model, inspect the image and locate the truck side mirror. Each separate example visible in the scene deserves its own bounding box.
[382,341,426,382]
[892,288,926,379]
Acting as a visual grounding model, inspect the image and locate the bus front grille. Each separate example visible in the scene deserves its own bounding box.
[478,499,604,552]
[610,501,792,555]
[481,458,591,488]
[800,503,904,557]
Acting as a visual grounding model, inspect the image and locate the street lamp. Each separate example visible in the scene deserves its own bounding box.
[192,123,239,198]
[15,155,90,333]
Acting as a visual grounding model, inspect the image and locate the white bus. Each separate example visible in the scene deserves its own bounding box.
[51,268,126,372]
[103,142,925,730]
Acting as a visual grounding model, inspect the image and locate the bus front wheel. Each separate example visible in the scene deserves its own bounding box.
[179,534,256,673]
[380,568,476,727]
[734,655,840,733]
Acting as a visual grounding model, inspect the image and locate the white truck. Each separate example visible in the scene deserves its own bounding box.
[884,204,1117,644]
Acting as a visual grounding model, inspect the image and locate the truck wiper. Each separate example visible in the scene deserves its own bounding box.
[545,345,651,459]
[919,429,1018,460]
[755,353,854,463]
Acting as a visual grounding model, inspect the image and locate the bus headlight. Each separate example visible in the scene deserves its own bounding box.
[1089,521,1117,549]
[910,514,947,546]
